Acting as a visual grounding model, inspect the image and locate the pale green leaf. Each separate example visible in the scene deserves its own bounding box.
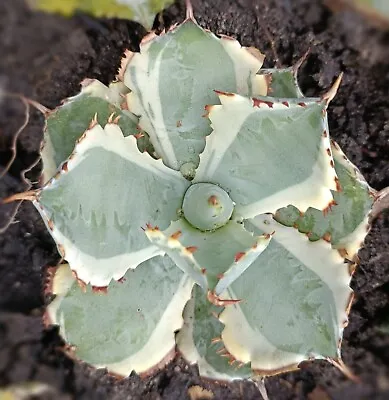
[123,19,267,172]
[177,285,252,380]
[29,0,174,29]
[42,79,140,183]
[275,140,374,260]
[47,260,193,376]
[261,68,304,98]
[36,122,189,286]
[145,218,271,293]
[218,214,352,373]
[195,93,337,219]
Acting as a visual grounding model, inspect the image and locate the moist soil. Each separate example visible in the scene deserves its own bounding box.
[0,0,389,399]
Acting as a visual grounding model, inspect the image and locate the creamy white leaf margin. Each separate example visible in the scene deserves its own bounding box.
[177,294,250,381]
[47,262,194,376]
[145,225,208,290]
[330,140,375,259]
[41,79,138,182]
[195,93,337,218]
[123,20,267,171]
[219,214,352,372]
[35,123,189,286]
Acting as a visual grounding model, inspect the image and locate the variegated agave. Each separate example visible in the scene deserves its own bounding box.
[6,1,377,388]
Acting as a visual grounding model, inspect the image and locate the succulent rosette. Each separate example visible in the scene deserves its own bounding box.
[10,8,375,383]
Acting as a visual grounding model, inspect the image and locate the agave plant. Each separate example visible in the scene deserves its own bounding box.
[4,0,378,389]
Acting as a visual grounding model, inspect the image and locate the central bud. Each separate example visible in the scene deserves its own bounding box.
[182,183,234,231]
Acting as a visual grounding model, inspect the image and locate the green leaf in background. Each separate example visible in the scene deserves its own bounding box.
[353,0,389,17]
[28,0,174,29]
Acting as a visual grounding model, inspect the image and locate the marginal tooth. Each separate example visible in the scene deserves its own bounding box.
[216,346,227,354]
[234,252,245,262]
[169,230,182,240]
[207,291,241,306]
[185,246,198,254]
[88,113,98,129]
[107,112,115,124]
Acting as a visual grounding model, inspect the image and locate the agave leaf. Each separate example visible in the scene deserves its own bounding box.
[261,68,304,98]
[275,140,375,261]
[145,218,271,293]
[177,285,252,380]
[217,214,352,374]
[42,79,140,183]
[35,122,189,286]
[47,260,193,376]
[195,93,337,219]
[28,0,174,29]
[345,0,389,24]
[122,18,267,172]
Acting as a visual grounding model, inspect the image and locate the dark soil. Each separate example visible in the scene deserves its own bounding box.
[1,0,389,398]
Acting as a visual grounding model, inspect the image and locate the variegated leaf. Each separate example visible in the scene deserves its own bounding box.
[195,93,337,219]
[42,79,140,183]
[217,214,352,374]
[35,122,189,286]
[28,0,174,29]
[275,140,375,261]
[46,260,193,376]
[145,218,271,294]
[177,285,252,380]
[122,18,267,172]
